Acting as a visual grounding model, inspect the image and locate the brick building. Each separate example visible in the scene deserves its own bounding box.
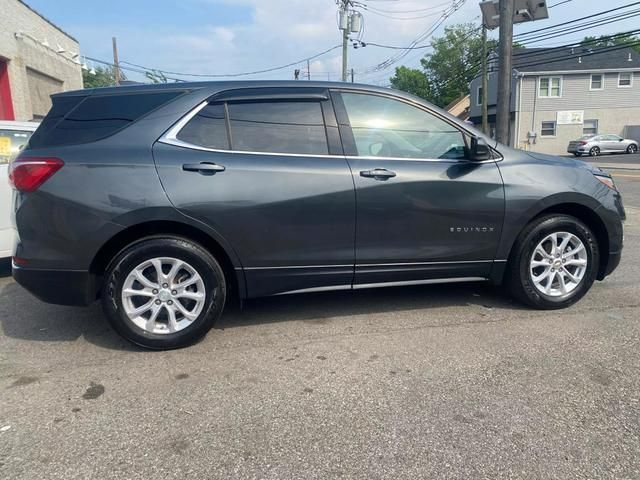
[0,0,82,121]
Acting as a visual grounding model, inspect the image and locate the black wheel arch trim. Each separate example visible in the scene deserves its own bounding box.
[496,192,616,280]
[89,206,248,301]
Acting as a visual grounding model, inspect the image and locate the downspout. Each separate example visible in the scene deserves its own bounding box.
[531,74,538,142]
[514,71,523,149]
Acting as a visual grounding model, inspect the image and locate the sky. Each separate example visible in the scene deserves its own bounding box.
[22,0,640,85]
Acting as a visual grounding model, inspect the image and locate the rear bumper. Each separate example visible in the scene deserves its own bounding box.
[12,263,98,306]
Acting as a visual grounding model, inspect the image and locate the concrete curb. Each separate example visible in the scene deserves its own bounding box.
[595,163,640,171]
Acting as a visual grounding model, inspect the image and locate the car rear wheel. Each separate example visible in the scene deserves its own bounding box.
[506,214,599,309]
[573,152,582,157]
[589,146,600,157]
[627,144,638,154]
[101,236,226,349]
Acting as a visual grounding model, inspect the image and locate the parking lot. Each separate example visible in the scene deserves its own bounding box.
[1,169,639,479]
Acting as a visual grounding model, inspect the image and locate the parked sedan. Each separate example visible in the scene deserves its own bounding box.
[0,121,38,260]
[568,134,639,157]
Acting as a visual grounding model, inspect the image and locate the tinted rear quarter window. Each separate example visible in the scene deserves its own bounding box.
[29,91,184,149]
[176,103,228,149]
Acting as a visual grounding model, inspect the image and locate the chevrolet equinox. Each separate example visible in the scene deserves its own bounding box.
[9,82,625,349]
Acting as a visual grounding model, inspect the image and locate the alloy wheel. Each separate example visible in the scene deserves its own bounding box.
[589,147,600,156]
[121,257,206,334]
[529,232,588,297]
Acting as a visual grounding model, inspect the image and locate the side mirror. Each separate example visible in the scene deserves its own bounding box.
[469,136,492,161]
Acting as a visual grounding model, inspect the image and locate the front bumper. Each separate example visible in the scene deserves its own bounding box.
[12,262,98,306]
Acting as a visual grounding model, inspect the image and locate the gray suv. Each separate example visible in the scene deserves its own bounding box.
[10,82,625,349]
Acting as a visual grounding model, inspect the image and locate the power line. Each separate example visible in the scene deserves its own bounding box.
[119,44,342,79]
[514,1,640,39]
[355,1,452,14]
[361,2,640,82]
[356,0,468,75]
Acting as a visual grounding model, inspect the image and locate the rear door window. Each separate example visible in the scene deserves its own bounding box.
[227,101,328,155]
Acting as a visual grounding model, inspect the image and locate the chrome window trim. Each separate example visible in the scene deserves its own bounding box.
[158,96,502,163]
[158,99,337,159]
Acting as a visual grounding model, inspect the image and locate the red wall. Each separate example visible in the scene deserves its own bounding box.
[0,59,15,121]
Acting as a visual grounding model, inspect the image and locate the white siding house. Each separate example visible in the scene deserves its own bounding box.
[469,46,640,155]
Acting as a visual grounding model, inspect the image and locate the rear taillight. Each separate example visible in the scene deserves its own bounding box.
[579,141,588,145]
[9,157,64,193]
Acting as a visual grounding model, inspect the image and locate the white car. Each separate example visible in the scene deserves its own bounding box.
[0,121,39,259]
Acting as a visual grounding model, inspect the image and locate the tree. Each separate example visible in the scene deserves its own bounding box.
[420,23,497,108]
[581,34,640,53]
[82,66,124,88]
[144,69,169,84]
[389,66,432,101]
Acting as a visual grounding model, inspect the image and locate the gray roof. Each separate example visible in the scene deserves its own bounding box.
[513,46,640,72]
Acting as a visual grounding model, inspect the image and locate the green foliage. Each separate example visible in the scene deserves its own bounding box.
[389,24,496,108]
[390,66,432,101]
[82,66,125,89]
[421,23,496,108]
[581,34,640,53]
[145,69,169,84]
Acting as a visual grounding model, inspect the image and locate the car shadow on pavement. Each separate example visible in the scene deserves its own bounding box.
[0,279,524,350]
[217,282,524,330]
[0,281,139,351]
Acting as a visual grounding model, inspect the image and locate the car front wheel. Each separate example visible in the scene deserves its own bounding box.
[506,215,599,309]
[101,236,226,349]
[627,144,638,154]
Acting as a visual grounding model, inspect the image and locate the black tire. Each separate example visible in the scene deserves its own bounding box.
[574,152,582,157]
[506,215,599,310]
[589,146,600,157]
[101,236,226,349]
[627,144,638,154]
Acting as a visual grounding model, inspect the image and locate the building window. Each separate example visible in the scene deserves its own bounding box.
[539,77,562,97]
[583,119,598,135]
[618,72,633,87]
[590,74,603,90]
[476,86,483,106]
[541,121,556,137]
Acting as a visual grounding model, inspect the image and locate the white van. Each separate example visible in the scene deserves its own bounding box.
[1,121,38,259]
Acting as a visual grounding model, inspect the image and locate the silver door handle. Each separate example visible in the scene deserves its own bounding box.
[182,162,226,174]
[360,168,396,180]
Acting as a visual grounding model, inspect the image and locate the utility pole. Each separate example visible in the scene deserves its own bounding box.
[112,36,120,86]
[481,24,489,136]
[341,20,349,81]
[307,59,311,80]
[338,0,351,82]
[351,68,354,83]
[495,0,514,144]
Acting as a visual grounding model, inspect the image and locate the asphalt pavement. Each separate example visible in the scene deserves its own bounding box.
[1,177,639,479]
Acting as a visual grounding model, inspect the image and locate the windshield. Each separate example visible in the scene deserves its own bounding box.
[0,129,34,165]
